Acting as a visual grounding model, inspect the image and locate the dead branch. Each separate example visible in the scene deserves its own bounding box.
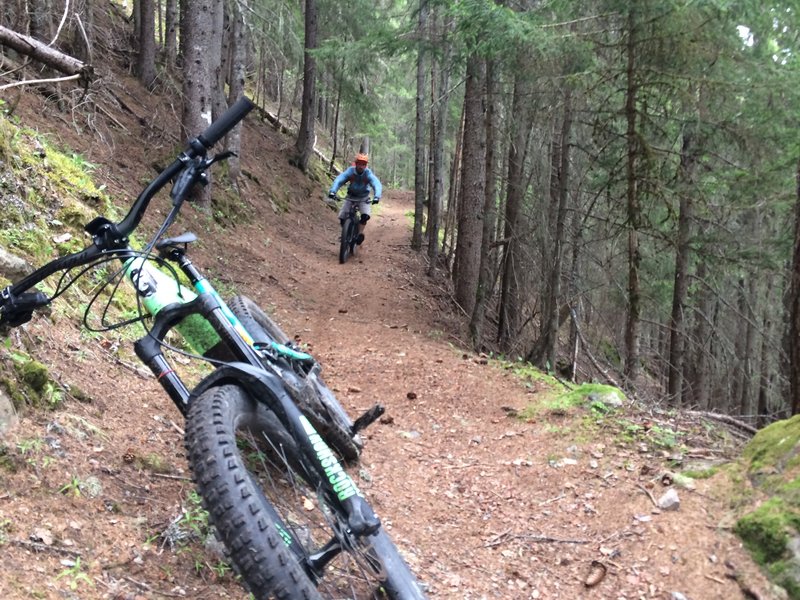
[10,538,83,558]
[569,306,621,388]
[636,483,658,508]
[0,24,93,82]
[0,73,80,91]
[685,410,758,436]
[483,529,590,548]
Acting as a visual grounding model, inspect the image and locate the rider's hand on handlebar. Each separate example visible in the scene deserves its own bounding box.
[372,197,380,205]
[324,193,338,210]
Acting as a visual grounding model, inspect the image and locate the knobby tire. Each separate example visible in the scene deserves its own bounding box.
[185,384,427,600]
[185,384,320,600]
[339,217,355,264]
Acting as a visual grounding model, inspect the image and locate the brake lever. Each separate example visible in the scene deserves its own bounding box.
[0,290,50,329]
[208,150,237,165]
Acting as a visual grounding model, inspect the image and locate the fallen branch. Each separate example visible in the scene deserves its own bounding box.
[0,73,80,91]
[569,306,621,388]
[10,539,83,558]
[483,529,590,548]
[685,410,758,436]
[636,483,658,508]
[150,473,192,482]
[0,24,93,81]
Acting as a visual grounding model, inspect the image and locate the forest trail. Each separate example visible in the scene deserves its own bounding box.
[213,188,774,600]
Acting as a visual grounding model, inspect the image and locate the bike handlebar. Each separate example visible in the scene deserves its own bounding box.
[117,96,255,237]
[1,96,256,321]
[197,96,255,149]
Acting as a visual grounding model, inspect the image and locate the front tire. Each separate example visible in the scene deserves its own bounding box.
[340,217,355,264]
[185,384,321,599]
[185,384,426,599]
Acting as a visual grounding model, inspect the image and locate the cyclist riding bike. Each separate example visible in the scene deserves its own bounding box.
[327,153,382,246]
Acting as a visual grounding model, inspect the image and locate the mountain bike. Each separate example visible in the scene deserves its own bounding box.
[0,96,427,600]
[339,196,369,264]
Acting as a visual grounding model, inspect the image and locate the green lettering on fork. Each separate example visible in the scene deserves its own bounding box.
[299,416,358,501]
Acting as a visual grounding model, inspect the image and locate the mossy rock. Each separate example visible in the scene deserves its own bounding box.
[735,497,800,564]
[19,359,49,393]
[734,416,800,597]
[2,359,63,410]
[0,444,23,473]
[55,198,94,228]
[743,415,800,484]
[0,376,29,410]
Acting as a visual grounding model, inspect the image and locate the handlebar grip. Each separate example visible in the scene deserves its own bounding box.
[196,96,255,150]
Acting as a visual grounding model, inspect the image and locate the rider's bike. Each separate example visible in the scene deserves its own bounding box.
[337,195,370,264]
[0,97,426,600]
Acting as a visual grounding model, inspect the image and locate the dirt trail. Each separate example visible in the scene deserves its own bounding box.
[218,190,772,600]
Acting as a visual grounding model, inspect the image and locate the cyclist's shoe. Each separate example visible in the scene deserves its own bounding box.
[355,233,365,245]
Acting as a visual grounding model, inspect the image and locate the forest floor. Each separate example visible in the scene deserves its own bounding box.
[0,76,783,600]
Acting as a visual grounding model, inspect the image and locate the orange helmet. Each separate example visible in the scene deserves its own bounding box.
[354,153,369,165]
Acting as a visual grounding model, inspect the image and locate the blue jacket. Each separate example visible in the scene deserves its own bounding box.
[330,166,382,200]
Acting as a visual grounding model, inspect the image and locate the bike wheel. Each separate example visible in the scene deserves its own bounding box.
[228,294,291,345]
[228,295,361,462]
[185,384,426,600]
[339,217,354,264]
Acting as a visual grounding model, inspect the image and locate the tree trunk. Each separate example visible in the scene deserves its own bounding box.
[181,0,221,208]
[29,0,51,41]
[498,74,532,349]
[469,57,498,349]
[291,0,317,173]
[163,0,178,68]
[0,24,90,77]
[453,55,486,316]
[739,276,758,420]
[136,0,157,88]
[667,120,698,405]
[789,157,800,415]
[686,257,711,409]
[427,13,451,277]
[225,0,247,183]
[442,105,464,268]
[757,282,773,428]
[329,67,342,172]
[412,0,428,251]
[623,4,642,386]
[529,86,572,369]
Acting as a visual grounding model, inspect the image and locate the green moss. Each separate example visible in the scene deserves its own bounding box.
[0,225,52,261]
[68,385,92,403]
[135,453,172,474]
[55,198,94,228]
[744,415,800,476]
[4,359,63,410]
[520,383,625,419]
[19,360,49,393]
[0,377,28,410]
[0,114,21,163]
[0,444,22,473]
[682,467,719,479]
[734,497,800,565]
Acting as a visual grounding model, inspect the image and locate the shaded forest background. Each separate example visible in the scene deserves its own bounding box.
[2,0,800,427]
